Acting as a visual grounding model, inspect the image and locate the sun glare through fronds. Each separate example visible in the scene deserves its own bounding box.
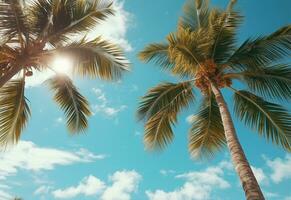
[51,57,74,75]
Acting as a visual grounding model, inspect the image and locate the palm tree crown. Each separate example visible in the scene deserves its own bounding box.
[138,0,290,198]
[138,0,291,156]
[0,0,129,146]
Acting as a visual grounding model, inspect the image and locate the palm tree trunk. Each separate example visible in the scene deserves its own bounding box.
[0,66,22,88]
[211,83,265,200]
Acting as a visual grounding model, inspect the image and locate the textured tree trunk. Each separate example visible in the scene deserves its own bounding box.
[0,66,22,88]
[211,83,265,200]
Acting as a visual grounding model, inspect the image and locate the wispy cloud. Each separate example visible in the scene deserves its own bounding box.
[160,169,176,176]
[0,190,12,200]
[34,185,53,196]
[92,87,127,118]
[0,140,105,197]
[146,161,231,200]
[52,170,142,200]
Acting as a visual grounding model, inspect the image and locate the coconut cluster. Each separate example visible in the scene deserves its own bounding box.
[194,60,232,94]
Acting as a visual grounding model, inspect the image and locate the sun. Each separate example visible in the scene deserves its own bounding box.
[51,56,74,75]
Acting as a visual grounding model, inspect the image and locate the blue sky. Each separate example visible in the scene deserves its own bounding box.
[0,0,291,199]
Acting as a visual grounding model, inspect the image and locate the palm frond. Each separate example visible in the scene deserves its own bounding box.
[46,37,129,81]
[167,29,209,77]
[0,0,29,45]
[27,0,53,38]
[47,75,92,133]
[137,81,194,121]
[138,42,173,70]
[0,79,30,146]
[188,94,225,159]
[144,111,176,150]
[233,90,291,151]
[179,0,210,31]
[226,64,291,100]
[29,0,114,44]
[209,6,243,64]
[227,25,291,70]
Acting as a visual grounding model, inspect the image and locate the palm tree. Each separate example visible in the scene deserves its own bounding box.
[0,0,129,146]
[137,0,291,199]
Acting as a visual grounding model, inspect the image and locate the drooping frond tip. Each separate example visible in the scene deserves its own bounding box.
[188,94,225,159]
[0,80,30,147]
[234,90,291,151]
[47,75,92,134]
[138,82,195,150]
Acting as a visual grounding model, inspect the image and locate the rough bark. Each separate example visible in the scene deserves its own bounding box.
[0,66,22,88]
[211,83,265,200]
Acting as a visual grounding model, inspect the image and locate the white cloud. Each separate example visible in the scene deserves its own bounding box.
[251,166,268,185]
[88,0,133,52]
[92,87,127,118]
[0,185,10,189]
[34,185,53,195]
[101,170,142,200]
[285,196,291,200]
[52,170,141,200]
[0,141,105,180]
[147,161,231,200]
[0,190,12,199]
[146,183,210,200]
[25,0,133,87]
[265,155,291,183]
[176,167,230,189]
[264,191,279,198]
[160,170,176,176]
[53,175,106,199]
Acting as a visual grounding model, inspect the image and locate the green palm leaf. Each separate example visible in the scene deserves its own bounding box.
[179,0,210,30]
[47,37,129,80]
[0,80,30,146]
[47,75,92,133]
[167,29,209,77]
[227,25,291,70]
[209,8,243,64]
[138,42,173,70]
[137,81,194,121]
[188,94,225,159]
[144,112,176,150]
[0,0,29,44]
[227,64,291,100]
[29,0,114,43]
[233,90,291,151]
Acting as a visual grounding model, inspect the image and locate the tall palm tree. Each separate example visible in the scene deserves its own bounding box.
[0,0,129,146]
[137,0,291,199]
